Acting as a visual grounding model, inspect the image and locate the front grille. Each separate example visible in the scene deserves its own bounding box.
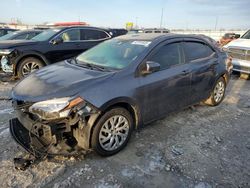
[12,99,39,121]
[227,48,250,61]
[12,99,32,111]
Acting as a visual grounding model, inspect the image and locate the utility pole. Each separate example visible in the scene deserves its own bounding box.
[135,17,138,29]
[160,7,164,28]
[214,16,219,31]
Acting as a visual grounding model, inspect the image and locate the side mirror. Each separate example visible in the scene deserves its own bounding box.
[235,34,241,39]
[51,37,63,45]
[142,61,160,75]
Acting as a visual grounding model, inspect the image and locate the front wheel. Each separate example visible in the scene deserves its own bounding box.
[91,108,133,156]
[17,57,44,78]
[204,77,226,106]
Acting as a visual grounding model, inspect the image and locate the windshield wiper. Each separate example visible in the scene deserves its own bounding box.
[71,58,112,72]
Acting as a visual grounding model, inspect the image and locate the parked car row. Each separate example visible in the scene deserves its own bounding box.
[0,27,18,37]
[0,29,42,41]
[0,26,127,77]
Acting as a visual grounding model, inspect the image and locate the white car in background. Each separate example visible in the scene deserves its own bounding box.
[224,30,250,79]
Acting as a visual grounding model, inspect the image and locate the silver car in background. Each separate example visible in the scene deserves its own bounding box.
[224,30,250,79]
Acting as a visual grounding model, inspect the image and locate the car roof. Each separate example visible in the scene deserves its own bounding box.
[116,33,216,45]
[0,28,18,31]
[117,33,174,41]
[14,29,42,33]
[51,26,112,32]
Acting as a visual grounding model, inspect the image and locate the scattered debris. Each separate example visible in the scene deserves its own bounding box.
[171,145,184,156]
[194,182,212,188]
[165,164,171,171]
[215,136,223,143]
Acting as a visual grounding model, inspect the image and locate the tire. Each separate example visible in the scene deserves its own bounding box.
[17,57,44,78]
[204,77,226,106]
[91,107,133,156]
[240,73,250,80]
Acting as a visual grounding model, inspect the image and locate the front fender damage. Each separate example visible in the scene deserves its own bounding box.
[10,100,101,169]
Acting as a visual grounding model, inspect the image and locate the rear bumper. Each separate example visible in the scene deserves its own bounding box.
[232,59,250,74]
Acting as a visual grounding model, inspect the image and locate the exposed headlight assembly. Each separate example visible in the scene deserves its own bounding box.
[0,49,14,55]
[29,97,84,120]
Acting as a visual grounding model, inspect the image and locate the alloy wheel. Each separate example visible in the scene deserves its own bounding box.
[213,81,225,103]
[99,115,129,151]
[22,62,41,76]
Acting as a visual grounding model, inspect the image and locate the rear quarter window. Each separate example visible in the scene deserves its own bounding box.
[81,29,109,40]
[184,42,214,61]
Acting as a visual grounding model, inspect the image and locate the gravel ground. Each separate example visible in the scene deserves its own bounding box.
[0,74,249,188]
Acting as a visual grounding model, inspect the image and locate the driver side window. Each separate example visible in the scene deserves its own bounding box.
[59,29,80,42]
[149,42,182,70]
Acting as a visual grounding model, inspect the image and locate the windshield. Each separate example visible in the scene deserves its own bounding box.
[242,30,250,39]
[32,28,61,41]
[76,39,150,69]
[0,32,17,40]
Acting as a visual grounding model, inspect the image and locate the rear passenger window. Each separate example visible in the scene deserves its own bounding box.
[81,29,109,40]
[149,43,182,70]
[184,42,214,61]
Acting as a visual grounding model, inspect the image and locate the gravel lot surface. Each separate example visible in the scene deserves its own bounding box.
[0,74,249,188]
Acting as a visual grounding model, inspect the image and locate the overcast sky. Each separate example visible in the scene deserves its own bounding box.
[0,0,249,29]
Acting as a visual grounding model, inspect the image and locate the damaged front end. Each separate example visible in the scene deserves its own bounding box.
[10,97,100,158]
[0,49,16,73]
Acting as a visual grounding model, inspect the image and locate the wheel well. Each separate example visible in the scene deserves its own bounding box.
[103,102,138,129]
[14,55,46,75]
[222,73,229,85]
[89,102,139,148]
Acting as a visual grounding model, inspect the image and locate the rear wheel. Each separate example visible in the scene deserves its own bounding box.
[17,57,44,78]
[205,77,226,106]
[91,108,133,156]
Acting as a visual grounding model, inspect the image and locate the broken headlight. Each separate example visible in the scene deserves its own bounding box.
[0,49,14,55]
[29,97,84,120]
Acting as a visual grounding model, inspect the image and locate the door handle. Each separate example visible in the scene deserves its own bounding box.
[75,43,81,47]
[181,70,190,75]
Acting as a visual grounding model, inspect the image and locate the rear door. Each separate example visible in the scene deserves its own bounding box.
[137,40,192,123]
[183,39,218,104]
[79,28,111,52]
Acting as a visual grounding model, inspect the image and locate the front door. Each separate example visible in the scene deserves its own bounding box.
[137,41,191,123]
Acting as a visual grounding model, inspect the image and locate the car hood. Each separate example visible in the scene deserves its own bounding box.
[225,39,250,49]
[12,61,115,102]
[0,40,39,49]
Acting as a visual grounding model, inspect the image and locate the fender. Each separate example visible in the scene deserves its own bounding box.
[99,96,142,128]
[13,51,50,75]
[15,50,49,65]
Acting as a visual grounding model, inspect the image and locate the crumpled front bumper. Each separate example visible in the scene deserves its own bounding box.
[1,56,14,73]
[9,118,82,157]
[9,118,43,157]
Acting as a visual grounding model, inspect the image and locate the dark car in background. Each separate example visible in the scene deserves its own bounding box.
[143,28,170,34]
[109,28,128,37]
[219,33,240,46]
[10,34,232,158]
[0,29,42,41]
[0,28,18,37]
[0,26,125,78]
